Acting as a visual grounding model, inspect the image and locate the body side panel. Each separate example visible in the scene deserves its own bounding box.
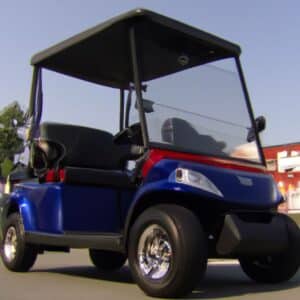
[9,182,136,234]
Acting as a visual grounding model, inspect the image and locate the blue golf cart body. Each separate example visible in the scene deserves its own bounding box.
[1,8,299,298]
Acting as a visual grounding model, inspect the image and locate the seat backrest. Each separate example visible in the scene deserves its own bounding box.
[161,118,226,156]
[39,122,129,170]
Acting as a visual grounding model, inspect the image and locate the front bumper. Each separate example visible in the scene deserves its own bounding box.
[216,213,289,256]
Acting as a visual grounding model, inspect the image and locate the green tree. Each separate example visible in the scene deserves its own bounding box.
[0,101,26,177]
[0,158,14,178]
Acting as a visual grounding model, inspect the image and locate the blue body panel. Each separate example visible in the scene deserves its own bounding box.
[62,185,118,232]
[11,183,63,233]
[132,158,281,209]
[12,183,134,234]
[7,158,281,236]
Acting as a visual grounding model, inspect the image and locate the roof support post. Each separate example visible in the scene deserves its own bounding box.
[119,89,125,131]
[235,57,266,166]
[26,67,39,142]
[28,67,39,122]
[129,26,149,149]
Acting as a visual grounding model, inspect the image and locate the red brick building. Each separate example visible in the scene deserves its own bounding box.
[263,142,300,213]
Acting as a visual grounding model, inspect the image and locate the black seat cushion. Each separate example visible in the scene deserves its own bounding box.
[39,122,131,170]
[63,167,135,188]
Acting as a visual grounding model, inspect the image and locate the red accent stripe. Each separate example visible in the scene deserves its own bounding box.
[45,169,65,182]
[45,169,56,182]
[59,169,65,182]
[141,148,266,177]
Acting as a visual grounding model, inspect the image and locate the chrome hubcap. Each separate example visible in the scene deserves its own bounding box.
[138,224,172,280]
[4,226,18,262]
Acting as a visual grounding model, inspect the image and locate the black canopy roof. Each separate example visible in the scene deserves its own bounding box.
[31,8,241,89]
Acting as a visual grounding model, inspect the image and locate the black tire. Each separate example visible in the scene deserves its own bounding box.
[239,215,300,283]
[128,204,208,298]
[1,213,38,272]
[89,249,127,271]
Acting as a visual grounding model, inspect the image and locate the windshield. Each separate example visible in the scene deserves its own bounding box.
[40,70,120,134]
[130,58,262,164]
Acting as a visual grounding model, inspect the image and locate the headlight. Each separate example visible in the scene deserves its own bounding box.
[175,168,223,197]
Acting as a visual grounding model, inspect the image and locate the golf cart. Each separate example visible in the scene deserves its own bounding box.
[1,8,300,298]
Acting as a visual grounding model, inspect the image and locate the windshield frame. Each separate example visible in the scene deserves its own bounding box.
[235,57,265,166]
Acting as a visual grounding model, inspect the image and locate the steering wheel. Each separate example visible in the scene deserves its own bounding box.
[113,123,143,145]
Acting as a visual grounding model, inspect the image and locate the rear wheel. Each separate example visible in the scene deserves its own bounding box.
[89,249,126,271]
[239,215,300,283]
[128,205,208,298]
[1,213,38,272]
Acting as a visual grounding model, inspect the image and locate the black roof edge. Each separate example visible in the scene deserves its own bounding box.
[31,8,241,66]
[141,8,241,55]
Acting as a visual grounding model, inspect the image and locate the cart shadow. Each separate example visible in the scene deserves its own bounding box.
[32,262,300,299]
[189,263,300,299]
[33,265,134,284]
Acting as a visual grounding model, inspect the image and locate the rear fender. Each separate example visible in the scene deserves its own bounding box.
[2,191,37,231]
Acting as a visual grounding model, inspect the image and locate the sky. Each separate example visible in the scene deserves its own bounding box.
[0,0,300,147]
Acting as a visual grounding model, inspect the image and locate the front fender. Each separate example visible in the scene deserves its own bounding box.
[123,157,282,247]
[123,176,216,245]
[133,178,218,204]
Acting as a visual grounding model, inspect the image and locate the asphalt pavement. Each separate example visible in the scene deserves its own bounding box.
[1,250,300,300]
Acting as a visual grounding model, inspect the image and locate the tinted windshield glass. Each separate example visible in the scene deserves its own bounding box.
[133,58,261,163]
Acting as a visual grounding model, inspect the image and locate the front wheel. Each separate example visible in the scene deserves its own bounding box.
[239,215,300,283]
[1,213,38,272]
[128,205,208,298]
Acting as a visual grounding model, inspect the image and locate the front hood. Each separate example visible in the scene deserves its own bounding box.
[144,158,282,209]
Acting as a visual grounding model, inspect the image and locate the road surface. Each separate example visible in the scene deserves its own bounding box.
[0,250,300,300]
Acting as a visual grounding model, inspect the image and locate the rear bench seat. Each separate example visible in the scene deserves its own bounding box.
[33,122,136,188]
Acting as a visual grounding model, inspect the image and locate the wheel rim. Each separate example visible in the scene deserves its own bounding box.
[3,226,18,262]
[137,224,172,280]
